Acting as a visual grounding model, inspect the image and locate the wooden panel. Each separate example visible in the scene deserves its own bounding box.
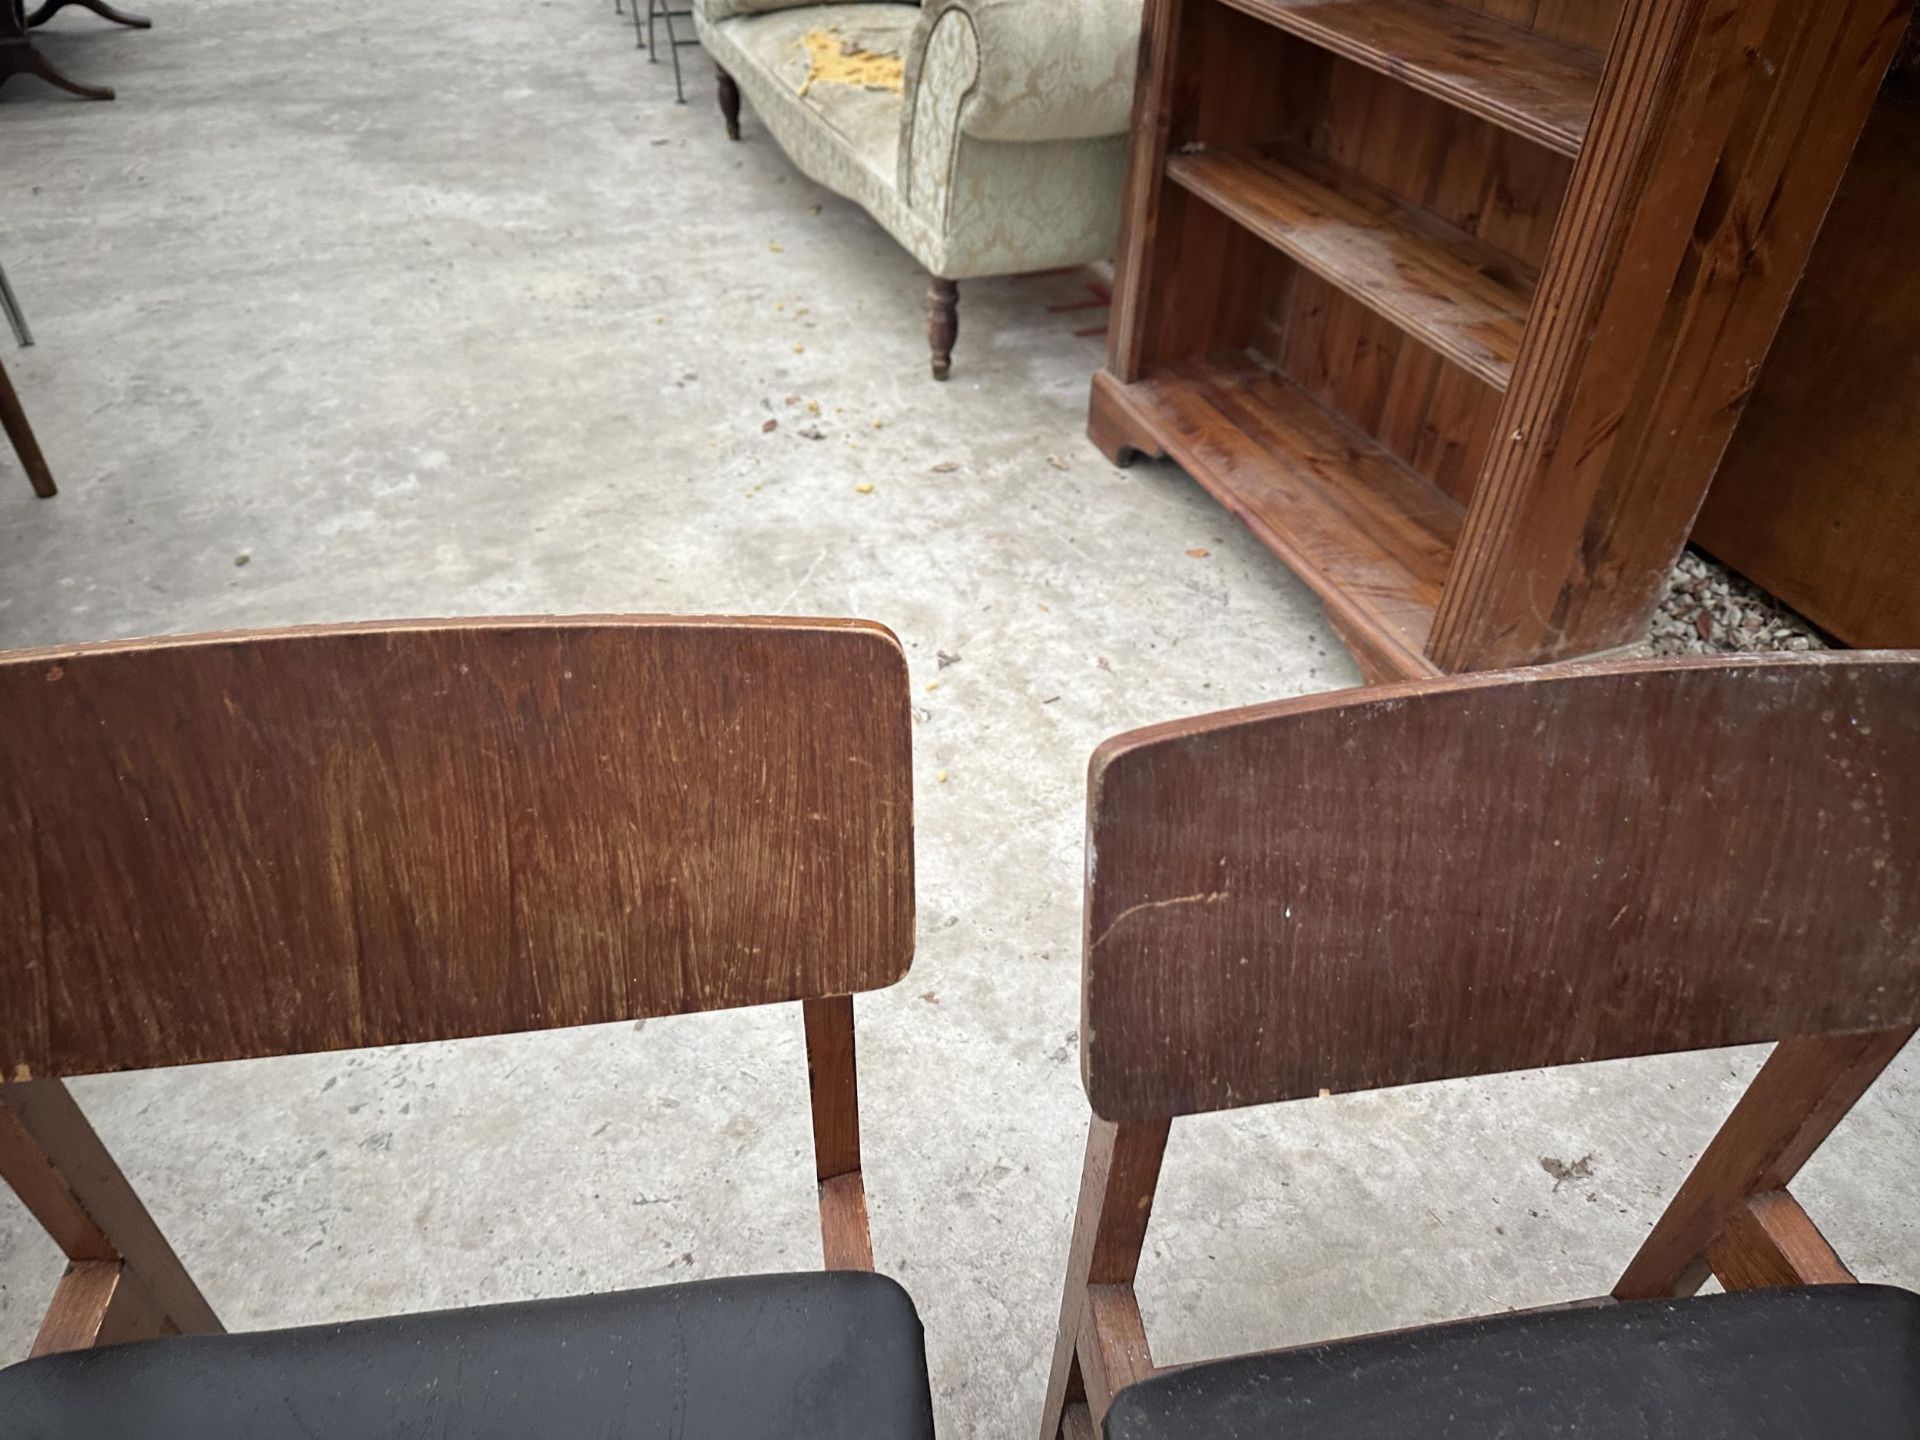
[1692,53,1920,648]
[31,1261,170,1358]
[1080,655,1920,1122]
[1272,274,1505,506]
[1135,190,1289,374]
[1038,1119,1170,1440]
[0,1079,221,1337]
[1215,0,1605,155]
[1168,144,1533,389]
[1430,0,1912,671]
[1452,0,1627,52]
[1313,52,1572,272]
[1111,0,1299,380]
[1708,1190,1857,1291]
[0,618,915,1078]
[1090,358,1459,676]
[1527,0,1626,51]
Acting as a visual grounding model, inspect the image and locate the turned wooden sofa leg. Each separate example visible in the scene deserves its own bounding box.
[926,277,958,381]
[715,66,741,141]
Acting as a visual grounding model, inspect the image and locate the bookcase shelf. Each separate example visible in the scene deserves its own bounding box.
[1166,143,1534,391]
[1095,0,1900,680]
[1215,0,1603,157]
[1094,358,1458,676]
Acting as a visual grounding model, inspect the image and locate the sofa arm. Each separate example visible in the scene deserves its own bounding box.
[910,0,1143,145]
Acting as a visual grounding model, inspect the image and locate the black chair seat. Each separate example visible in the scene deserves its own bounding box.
[1,1269,935,1440]
[1105,1284,1920,1439]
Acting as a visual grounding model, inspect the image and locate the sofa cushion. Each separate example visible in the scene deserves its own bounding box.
[1,1271,936,1440]
[715,5,920,188]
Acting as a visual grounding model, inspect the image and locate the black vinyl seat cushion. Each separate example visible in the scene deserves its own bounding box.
[1104,1284,1920,1439]
[0,1269,935,1440]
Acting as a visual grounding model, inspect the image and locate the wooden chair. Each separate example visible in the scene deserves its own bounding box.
[1040,653,1920,1440]
[0,616,934,1439]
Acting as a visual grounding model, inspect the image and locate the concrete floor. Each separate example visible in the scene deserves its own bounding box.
[1,2,1916,1434]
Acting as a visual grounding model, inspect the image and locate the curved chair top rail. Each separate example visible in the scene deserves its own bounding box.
[1082,652,1920,1122]
[0,616,915,1079]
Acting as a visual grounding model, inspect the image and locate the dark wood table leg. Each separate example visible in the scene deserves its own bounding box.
[28,0,150,28]
[1,0,115,99]
[0,357,57,498]
[0,39,115,98]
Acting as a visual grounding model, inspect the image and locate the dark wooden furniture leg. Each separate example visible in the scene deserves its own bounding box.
[1,0,113,99]
[926,277,958,381]
[27,0,149,28]
[0,355,55,497]
[0,41,113,97]
[1038,1118,1170,1439]
[716,65,740,141]
[0,7,112,98]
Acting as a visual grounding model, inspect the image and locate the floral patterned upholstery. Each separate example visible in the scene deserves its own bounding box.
[693,0,1142,282]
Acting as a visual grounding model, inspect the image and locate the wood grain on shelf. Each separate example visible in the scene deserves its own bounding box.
[1093,357,1458,673]
[1429,0,1912,671]
[1468,0,1625,52]
[1169,144,1532,389]
[1215,0,1603,155]
[1264,277,1506,510]
[1692,55,1920,649]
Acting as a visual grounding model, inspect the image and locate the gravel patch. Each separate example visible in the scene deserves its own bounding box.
[1645,548,1830,656]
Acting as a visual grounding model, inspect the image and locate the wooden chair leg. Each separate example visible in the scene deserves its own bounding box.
[1614,1026,1914,1299]
[1039,1117,1169,1440]
[926,277,959,381]
[715,65,740,141]
[803,995,874,1272]
[0,354,57,497]
[0,1079,220,1352]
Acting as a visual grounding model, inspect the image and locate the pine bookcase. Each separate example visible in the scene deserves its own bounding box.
[1093,0,1911,681]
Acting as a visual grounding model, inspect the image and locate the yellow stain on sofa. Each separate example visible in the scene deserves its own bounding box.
[797,28,905,98]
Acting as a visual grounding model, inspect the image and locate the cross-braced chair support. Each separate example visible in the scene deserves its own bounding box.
[1041,653,1920,1438]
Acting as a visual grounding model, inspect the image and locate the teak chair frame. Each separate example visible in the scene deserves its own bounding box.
[0,616,915,1359]
[1040,653,1920,1440]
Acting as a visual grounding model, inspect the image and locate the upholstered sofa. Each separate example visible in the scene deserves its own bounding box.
[692,0,1143,378]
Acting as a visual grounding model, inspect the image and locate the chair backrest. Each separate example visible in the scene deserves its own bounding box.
[0,617,915,1080]
[1081,653,1920,1123]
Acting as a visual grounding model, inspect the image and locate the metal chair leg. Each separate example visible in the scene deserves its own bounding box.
[662,0,686,102]
[0,265,31,349]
